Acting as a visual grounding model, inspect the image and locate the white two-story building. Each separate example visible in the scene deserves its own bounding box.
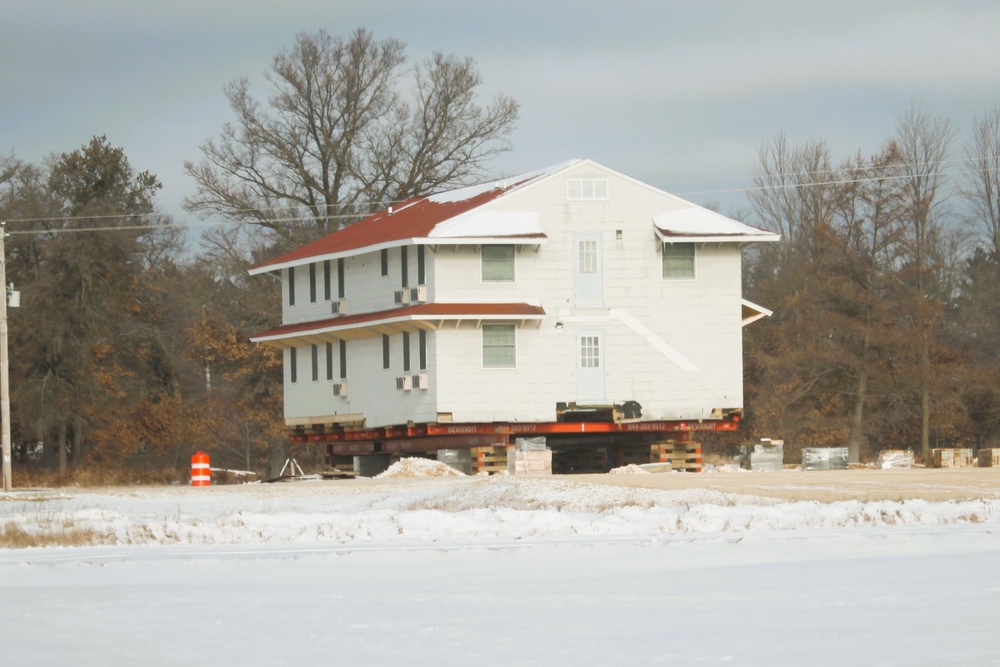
[250,159,777,439]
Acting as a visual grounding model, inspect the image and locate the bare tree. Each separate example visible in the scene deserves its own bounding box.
[748,133,839,255]
[963,105,1000,257]
[834,146,907,462]
[184,28,519,244]
[893,105,955,454]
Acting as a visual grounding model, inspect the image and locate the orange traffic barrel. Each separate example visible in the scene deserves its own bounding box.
[191,451,211,486]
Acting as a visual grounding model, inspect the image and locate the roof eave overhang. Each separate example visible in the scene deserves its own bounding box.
[655,227,781,244]
[251,310,547,349]
[249,235,549,276]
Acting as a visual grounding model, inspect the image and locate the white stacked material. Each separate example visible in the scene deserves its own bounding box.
[508,449,552,475]
[877,450,914,469]
[802,447,849,470]
[437,449,473,475]
[737,439,784,471]
[515,437,548,451]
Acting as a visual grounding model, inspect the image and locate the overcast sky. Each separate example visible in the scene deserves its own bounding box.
[4,1,1000,229]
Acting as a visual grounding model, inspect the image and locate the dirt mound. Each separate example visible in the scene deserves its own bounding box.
[608,464,648,475]
[375,457,466,478]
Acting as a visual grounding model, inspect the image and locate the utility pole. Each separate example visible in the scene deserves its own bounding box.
[0,222,11,490]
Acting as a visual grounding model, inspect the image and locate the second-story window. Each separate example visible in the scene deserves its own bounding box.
[309,264,317,303]
[337,258,345,299]
[401,247,409,288]
[323,260,332,300]
[482,245,515,281]
[417,246,426,285]
[381,249,389,277]
[287,267,296,306]
[662,243,696,279]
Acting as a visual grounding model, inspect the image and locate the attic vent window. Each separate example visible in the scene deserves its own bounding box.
[566,178,609,201]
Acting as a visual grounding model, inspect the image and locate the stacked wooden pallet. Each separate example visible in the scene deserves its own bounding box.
[978,448,1000,467]
[470,446,511,474]
[929,448,974,468]
[650,441,703,472]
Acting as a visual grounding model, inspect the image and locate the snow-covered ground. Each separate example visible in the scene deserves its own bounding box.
[2,466,999,666]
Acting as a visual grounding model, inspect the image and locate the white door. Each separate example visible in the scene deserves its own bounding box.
[573,234,603,307]
[576,330,606,403]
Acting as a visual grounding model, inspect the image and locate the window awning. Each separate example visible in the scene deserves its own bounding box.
[251,302,546,349]
[653,208,780,244]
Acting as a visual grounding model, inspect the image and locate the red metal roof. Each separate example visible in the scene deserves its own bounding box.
[252,177,542,273]
[252,302,546,342]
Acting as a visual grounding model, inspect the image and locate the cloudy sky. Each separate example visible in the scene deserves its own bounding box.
[4,1,1000,227]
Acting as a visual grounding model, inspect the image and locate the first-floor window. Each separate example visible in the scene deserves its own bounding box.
[339,339,348,379]
[662,242,695,278]
[289,347,298,383]
[311,344,319,381]
[402,332,411,372]
[482,324,516,368]
[382,335,390,370]
[326,342,334,380]
[418,330,427,370]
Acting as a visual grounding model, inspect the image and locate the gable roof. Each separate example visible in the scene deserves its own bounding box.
[248,161,577,276]
[249,158,780,275]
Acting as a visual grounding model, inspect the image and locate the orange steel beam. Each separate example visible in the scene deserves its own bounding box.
[293,418,737,444]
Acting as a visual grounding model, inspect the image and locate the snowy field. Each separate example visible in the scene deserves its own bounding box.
[2,463,999,666]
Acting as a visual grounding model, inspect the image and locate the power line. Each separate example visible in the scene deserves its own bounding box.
[3,213,362,236]
[678,164,1000,197]
[3,154,1000,232]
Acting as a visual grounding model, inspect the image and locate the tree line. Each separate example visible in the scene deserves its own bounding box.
[0,29,519,482]
[739,106,1000,462]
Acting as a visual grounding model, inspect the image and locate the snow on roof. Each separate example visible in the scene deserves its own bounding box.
[426,161,578,204]
[653,208,780,243]
[428,210,542,238]
[249,161,580,275]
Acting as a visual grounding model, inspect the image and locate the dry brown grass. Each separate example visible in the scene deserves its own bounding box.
[0,522,114,549]
[13,465,187,488]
